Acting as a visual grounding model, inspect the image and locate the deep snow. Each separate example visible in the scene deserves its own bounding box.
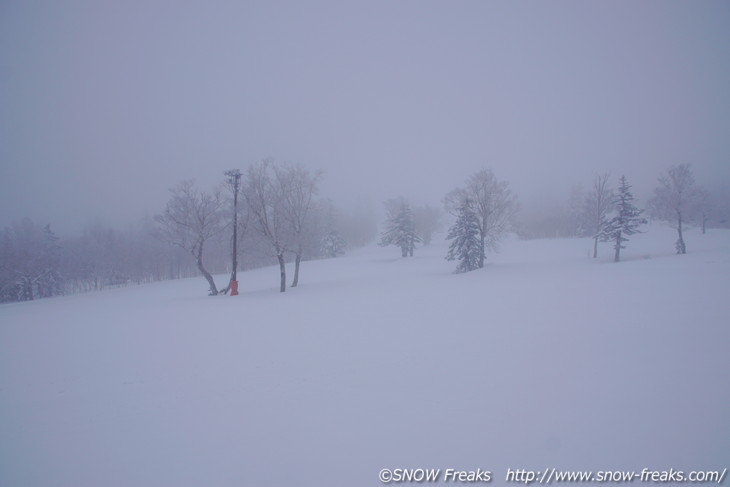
[1,225,729,486]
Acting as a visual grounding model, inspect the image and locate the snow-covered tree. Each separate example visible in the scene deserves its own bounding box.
[320,228,347,258]
[156,180,224,295]
[36,224,63,298]
[0,229,13,302]
[379,198,420,257]
[243,159,291,292]
[445,198,481,273]
[583,172,614,258]
[444,169,518,268]
[274,163,322,287]
[0,219,63,302]
[647,164,703,254]
[6,219,45,301]
[696,188,711,234]
[600,175,646,262]
[314,200,345,258]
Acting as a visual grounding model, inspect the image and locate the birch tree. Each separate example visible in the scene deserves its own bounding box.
[156,180,223,295]
[243,160,291,292]
[648,164,703,254]
[583,172,614,258]
[274,164,322,287]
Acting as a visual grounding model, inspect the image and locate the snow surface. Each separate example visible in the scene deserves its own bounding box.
[1,226,729,486]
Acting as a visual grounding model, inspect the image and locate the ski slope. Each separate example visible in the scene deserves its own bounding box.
[1,226,729,486]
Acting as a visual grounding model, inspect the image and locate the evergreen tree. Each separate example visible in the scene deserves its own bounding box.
[444,169,517,268]
[446,198,482,273]
[320,228,346,258]
[37,224,63,298]
[379,199,420,257]
[316,199,347,258]
[600,175,647,262]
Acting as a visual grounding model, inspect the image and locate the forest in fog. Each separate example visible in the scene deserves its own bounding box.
[2,161,728,303]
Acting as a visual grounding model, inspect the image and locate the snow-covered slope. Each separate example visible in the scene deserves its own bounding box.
[1,226,728,486]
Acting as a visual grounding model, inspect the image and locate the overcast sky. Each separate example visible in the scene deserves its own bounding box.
[1,1,729,234]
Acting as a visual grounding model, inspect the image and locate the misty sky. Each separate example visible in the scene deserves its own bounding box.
[1,1,729,234]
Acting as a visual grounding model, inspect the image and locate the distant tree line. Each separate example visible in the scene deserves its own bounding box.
[0,217,185,303]
[1,160,377,302]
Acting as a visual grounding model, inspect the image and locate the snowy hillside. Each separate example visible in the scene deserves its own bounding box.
[1,226,729,487]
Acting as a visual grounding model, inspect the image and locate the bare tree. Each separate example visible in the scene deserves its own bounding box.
[647,164,703,254]
[0,219,63,302]
[274,164,322,287]
[156,180,224,295]
[696,188,711,234]
[583,172,614,258]
[243,160,291,293]
[444,169,518,268]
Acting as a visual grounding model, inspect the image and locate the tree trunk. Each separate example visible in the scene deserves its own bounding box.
[23,277,33,300]
[676,212,686,254]
[194,241,218,295]
[593,235,598,259]
[277,252,286,293]
[614,232,621,262]
[478,233,485,268]
[291,252,301,287]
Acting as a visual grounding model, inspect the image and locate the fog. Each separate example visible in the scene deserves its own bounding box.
[2,1,729,234]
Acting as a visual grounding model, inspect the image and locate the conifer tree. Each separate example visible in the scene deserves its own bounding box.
[37,224,63,298]
[444,169,517,268]
[379,199,420,257]
[600,175,647,262]
[320,228,346,258]
[446,198,481,273]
